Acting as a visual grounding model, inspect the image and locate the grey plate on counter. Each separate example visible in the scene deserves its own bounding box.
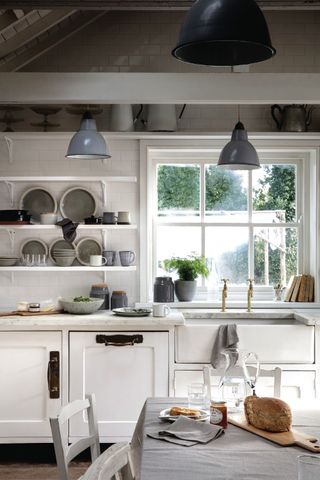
[112,308,152,317]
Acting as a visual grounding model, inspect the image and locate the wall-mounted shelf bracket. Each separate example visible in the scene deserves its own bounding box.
[4,136,13,164]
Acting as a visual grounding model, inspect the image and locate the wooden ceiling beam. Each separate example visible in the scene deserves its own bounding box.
[0,11,106,72]
[0,72,319,105]
[0,9,75,59]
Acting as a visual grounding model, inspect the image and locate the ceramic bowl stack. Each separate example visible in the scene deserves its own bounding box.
[52,248,76,267]
[0,256,19,266]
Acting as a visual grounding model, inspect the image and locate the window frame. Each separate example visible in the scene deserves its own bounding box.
[140,139,318,304]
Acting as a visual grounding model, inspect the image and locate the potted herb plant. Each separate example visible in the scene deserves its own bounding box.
[163,255,209,301]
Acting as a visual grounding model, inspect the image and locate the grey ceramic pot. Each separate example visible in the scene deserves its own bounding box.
[174,280,197,301]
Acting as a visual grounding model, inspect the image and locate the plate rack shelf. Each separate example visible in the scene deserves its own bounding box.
[0,266,136,272]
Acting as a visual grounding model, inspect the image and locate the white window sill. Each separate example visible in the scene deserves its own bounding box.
[136,301,320,310]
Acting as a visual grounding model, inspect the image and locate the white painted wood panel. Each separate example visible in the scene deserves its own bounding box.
[0,331,61,440]
[69,331,169,442]
[175,324,314,364]
[1,73,320,104]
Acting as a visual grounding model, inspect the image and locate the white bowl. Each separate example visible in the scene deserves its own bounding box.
[60,298,104,314]
[40,213,58,225]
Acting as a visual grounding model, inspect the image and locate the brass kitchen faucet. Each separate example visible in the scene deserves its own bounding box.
[221,278,229,312]
[247,278,254,312]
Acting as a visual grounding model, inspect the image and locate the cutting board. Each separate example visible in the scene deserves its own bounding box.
[229,414,320,453]
[0,310,62,317]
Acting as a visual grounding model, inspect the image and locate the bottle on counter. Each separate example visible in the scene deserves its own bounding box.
[90,283,110,310]
[111,290,128,310]
[153,277,174,303]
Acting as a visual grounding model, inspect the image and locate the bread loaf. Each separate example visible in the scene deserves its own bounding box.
[169,406,200,418]
[244,396,292,433]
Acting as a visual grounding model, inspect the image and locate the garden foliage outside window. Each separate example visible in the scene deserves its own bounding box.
[155,160,299,291]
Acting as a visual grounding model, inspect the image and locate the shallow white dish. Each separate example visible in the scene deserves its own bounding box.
[113,308,152,317]
[159,408,209,422]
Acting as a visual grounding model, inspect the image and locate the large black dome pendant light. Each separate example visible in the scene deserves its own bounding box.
[172,0,276,66]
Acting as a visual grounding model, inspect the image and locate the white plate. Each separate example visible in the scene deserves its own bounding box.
[20,187,57,223]
[76,237,102,266]
[159,408,209,422]
[20,238,48,256]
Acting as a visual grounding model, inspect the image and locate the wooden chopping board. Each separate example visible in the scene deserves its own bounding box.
[0,310,62,317]
[229,413,320,453]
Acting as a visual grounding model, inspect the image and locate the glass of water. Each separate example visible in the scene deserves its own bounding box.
[188,383,208,410]
[298,455,320,480]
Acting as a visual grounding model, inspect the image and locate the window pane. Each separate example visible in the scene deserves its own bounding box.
[205,165,248,222]
[253,164,296,223]
[205,227,249,284]
[254,227,298,286]
[157,164,200,221]
[156,226,201,277]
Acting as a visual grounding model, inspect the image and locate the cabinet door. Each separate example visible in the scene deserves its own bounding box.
[69,331,169,442]
[0,331,62,441]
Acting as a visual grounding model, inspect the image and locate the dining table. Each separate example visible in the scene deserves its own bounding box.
[130,398,320,480]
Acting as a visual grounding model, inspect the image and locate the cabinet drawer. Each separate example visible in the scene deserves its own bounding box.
[175,325,314,364]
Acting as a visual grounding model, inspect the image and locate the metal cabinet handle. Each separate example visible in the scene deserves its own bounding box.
[96,334,143,346]
[47,351,60,399]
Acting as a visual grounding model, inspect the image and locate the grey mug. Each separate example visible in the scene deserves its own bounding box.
[103,212,117,224]
[119,250,135,266]
[103,250,116,266]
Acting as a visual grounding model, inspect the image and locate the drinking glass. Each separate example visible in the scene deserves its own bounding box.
[188,383,208,410]
[298,455,320,480]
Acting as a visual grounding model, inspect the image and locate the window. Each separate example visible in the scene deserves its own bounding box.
[148,149,303,300]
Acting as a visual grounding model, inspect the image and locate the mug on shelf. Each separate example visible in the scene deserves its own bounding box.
[103,250,116,266]
[119,250,135,266]
[153,304,171,317]
[117,211,131,224]
[40,212,57,225]
[89,255,107,267]
[103,212,117,224]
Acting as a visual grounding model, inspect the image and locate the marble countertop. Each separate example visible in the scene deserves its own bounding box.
[0,310,185,327]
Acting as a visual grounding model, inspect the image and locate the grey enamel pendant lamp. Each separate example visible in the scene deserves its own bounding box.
[66,111,111,159]
[172,0,276,66]
[217,120,260,170]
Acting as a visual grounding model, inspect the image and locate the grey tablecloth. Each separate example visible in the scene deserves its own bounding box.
[131,398,320,480]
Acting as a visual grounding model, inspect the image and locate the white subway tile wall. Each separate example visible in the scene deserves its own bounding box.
[0,137,139,309]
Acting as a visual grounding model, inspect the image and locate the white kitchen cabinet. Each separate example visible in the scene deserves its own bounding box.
[174,369,316,401]
[69,331,169,442]
[175,324,314,364]
[0,331,62,442]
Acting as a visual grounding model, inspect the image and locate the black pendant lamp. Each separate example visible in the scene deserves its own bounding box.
[172,0,276,66]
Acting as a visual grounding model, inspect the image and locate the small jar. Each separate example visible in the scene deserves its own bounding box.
[17,301,29,312]
[90,283,110,310]
[28,303,41,313]
[210,400,228,429]
[153,277,174,303]
[111,290,128,310]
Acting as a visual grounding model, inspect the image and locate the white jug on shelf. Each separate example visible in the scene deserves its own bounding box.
[110,104,143,132]
[144,104,186,132]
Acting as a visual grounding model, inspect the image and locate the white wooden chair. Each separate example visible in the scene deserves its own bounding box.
[50,394,134,480]
[203,365,282,400]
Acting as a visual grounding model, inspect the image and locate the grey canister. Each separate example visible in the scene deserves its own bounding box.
[111,290,128,309]
[153,277,174,303]
[90,283,110,310]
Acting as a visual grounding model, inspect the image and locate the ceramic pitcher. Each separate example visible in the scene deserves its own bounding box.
[144,104,186,132]
[271,104,315,132]
[110,104,143,131]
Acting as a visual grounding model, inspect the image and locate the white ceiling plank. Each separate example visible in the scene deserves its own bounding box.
[0,11,106,72]
[0,9,75,58]
[0,1,319,9]
[0,72,319,104]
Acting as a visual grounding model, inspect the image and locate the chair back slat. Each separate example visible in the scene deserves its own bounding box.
[81,443,134,480]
